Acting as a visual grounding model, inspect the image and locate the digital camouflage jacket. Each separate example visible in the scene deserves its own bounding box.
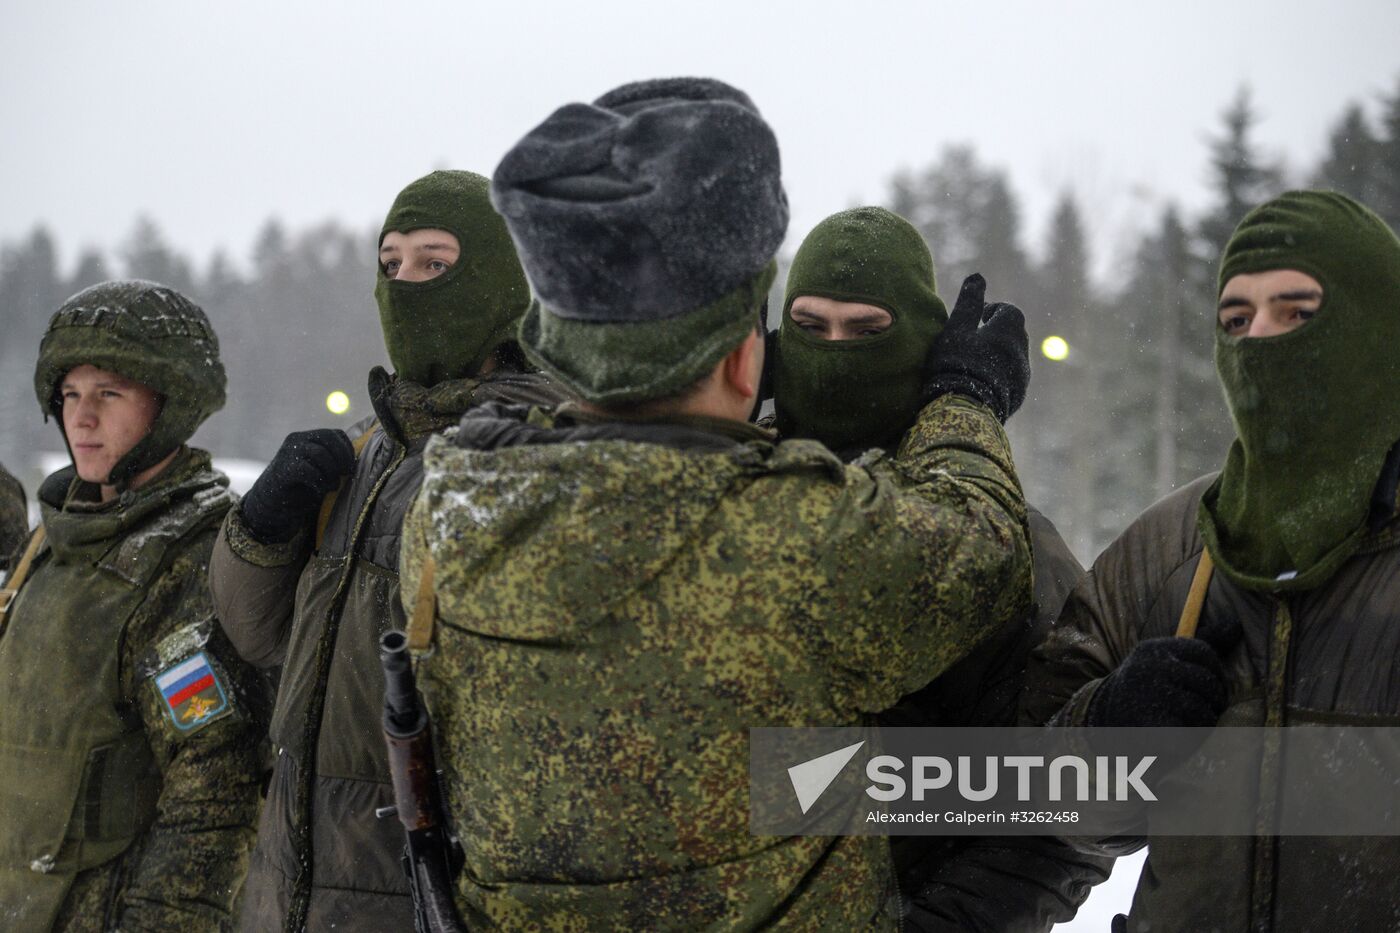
[881,507,1111,932]
[400,394,1034,930]
[753,415,1112,931]
[0,464,26,573]
[208,368,562,932]
[0,449,266,932]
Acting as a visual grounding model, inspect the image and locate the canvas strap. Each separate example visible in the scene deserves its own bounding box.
[0,527,47,635]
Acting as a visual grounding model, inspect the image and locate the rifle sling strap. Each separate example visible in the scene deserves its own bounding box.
[0,527,47,635]
[407,556,437,655]
[1175,548,1215,639]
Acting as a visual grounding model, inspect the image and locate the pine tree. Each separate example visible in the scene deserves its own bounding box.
[121,216,195,293]
[1111,206,1204,510]
[887,145,1029,301]
[1029,193,1100,559]
[1179,88,1282,484]
[1376,75,1400,233]
[0,228,66,468]
[1312,103,1382,206]
[1150,208,1197,495]
[67,249,111,296]
[1198,88,1284,259]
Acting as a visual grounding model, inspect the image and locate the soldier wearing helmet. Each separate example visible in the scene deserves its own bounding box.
[0,280,268,931]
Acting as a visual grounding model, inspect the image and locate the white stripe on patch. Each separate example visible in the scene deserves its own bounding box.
[155,653,208,690]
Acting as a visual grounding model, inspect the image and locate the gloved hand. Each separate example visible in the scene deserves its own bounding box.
[923,273,1030,423]
[1084,613,1243,728]
[240,429,357,544]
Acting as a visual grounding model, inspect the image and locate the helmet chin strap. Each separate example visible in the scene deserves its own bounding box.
[103,431,178,493]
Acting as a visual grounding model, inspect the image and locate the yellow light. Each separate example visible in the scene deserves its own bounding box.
[1041,336,1070,362]
[326,391,351,415]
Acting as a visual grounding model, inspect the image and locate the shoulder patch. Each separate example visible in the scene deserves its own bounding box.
[152,651,232,733]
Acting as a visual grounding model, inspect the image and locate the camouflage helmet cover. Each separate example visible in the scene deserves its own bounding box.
[34,280,226,487]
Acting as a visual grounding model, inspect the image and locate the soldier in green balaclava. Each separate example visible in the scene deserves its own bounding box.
[375,170,534,387]
[1199,191,1400,592]
[770,207,1109,930]
[208,170,562,932]
[773,206,949,456]
[0,280,268,931]
[1025,191,1400,931]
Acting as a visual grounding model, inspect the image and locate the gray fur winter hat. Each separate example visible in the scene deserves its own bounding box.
[492,77,788,404]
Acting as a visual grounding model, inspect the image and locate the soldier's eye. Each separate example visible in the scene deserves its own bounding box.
[1220,314,1249,335]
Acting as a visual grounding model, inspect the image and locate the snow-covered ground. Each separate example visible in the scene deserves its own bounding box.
[1055,850,1145,931]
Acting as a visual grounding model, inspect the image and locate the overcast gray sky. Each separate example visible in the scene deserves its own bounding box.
[3,0,1398,279]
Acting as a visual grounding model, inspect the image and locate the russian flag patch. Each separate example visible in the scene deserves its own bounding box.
[154,652,231,732]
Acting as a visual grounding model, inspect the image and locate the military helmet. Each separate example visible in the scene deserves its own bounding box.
[34,280,226,488]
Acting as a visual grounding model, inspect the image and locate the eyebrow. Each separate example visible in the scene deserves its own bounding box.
[790,308,891,325]
[1272,289,1322,302]
[1218,289,1322,311]
[379,242,456,254]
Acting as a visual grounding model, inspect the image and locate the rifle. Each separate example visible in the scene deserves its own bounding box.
[379,629,468,933]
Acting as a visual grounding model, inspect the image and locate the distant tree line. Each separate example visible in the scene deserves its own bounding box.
[0,217,386,491]
[2,81,1399,558]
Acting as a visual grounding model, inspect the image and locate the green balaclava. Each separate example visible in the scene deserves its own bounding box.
[34,280,227,490]
[774,207,948,452]
[1198,190,1400,592]
[375,170,531,387]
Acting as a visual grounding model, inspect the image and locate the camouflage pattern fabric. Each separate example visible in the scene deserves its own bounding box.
[0,464,25,572]
[401,394,1032,930]
[33,281,227,490]
[0,449,267,932]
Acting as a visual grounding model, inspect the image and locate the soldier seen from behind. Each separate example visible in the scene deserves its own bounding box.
[208,170,562,932]
[0,281,268,932]
[399,77,1035,930]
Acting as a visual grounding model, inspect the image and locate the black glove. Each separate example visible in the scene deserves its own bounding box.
[1084,613,1243,728]
[240,429,357,544]
[923,273,1030,423]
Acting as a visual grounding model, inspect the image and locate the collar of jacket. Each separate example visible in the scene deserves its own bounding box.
[454,400,776,455]
[367,364,561,444]
[38,447,230,558]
